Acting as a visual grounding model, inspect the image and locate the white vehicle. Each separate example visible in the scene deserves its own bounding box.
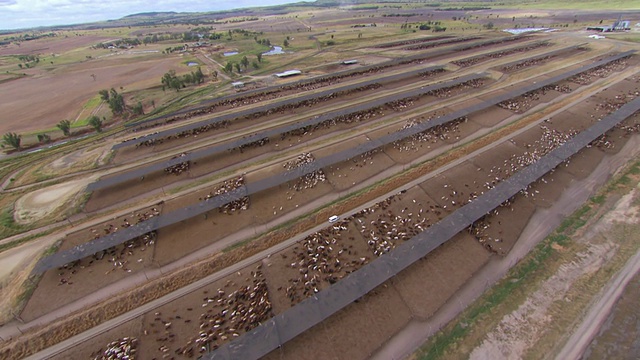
[328,215,339,223]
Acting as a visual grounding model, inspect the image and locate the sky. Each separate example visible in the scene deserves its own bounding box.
[0,0,299,31]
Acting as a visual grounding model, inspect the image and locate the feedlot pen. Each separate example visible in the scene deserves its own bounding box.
[12,33,640,360]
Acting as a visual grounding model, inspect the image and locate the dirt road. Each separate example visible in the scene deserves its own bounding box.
[196,52,231,81]
[553,248,640,360]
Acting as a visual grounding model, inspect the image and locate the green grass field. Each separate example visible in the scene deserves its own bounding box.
[605,33,640,43]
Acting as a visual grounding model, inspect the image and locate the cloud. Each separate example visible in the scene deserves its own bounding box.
[0,0,295,30]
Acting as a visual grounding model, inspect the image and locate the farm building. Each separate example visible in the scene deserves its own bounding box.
[274,70,302,78]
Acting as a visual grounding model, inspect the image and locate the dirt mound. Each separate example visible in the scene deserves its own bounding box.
[14,178,91,224]
[49,145,111,171]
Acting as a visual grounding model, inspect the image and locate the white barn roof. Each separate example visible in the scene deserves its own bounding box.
[274,70,302,78]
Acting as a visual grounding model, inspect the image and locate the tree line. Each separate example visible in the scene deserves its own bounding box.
[161,67,205,91]
[2,87,150,150]
[225,54,263,74]
[1,116,102,150]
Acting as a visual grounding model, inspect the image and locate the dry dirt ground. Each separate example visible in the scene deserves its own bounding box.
[0,34,113,57]
[469,185,640,360]
[0,52,185,135]
[584,260,640,359]
[0,240,51,325]
[13,177,94,225]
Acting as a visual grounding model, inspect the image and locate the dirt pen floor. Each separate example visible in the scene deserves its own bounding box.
[31,64,639,319]
[42,91,640,360]
[14,32,640,360]
[21,204,164,321]
[89,68,488,211]
[49,197,492,360]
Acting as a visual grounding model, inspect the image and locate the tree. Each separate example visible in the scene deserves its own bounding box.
[194,67,205,83]
[88,115,103,132]
[37,133,51,143]
[257,53,263,63]
[161,71,182,92]
[98,89,109,101]
[283,39,289,47]
[133,102,144,116]
[234,62,241,73]
[57,119,72,136]
[108,88,125,113]
[225,62,234,73]
[3,132,21,149]
[252,60,260,69]
[484,22,495,29]
[241,55,249,69]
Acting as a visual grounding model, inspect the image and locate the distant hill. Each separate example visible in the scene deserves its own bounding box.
[122,12,179,19]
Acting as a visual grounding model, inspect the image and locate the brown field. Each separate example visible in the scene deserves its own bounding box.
[0,34,113,56]
[0,53,187,134]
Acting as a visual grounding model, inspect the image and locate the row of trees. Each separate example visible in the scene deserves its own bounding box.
[224,54,262,74]
[1,116,104,150]
[140,28,261,46]
[418,24,447,32]
[94,38,142,49]
[146,31,225,45]
[57,116,103,134]
[2,32,55,44]
[2,87,148,150]
[95,31,223,49]
[17,54,39,63]
[56,115,102,136]
[161,67,205,92]
[99,87,145,118]
[229,28,263,39]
